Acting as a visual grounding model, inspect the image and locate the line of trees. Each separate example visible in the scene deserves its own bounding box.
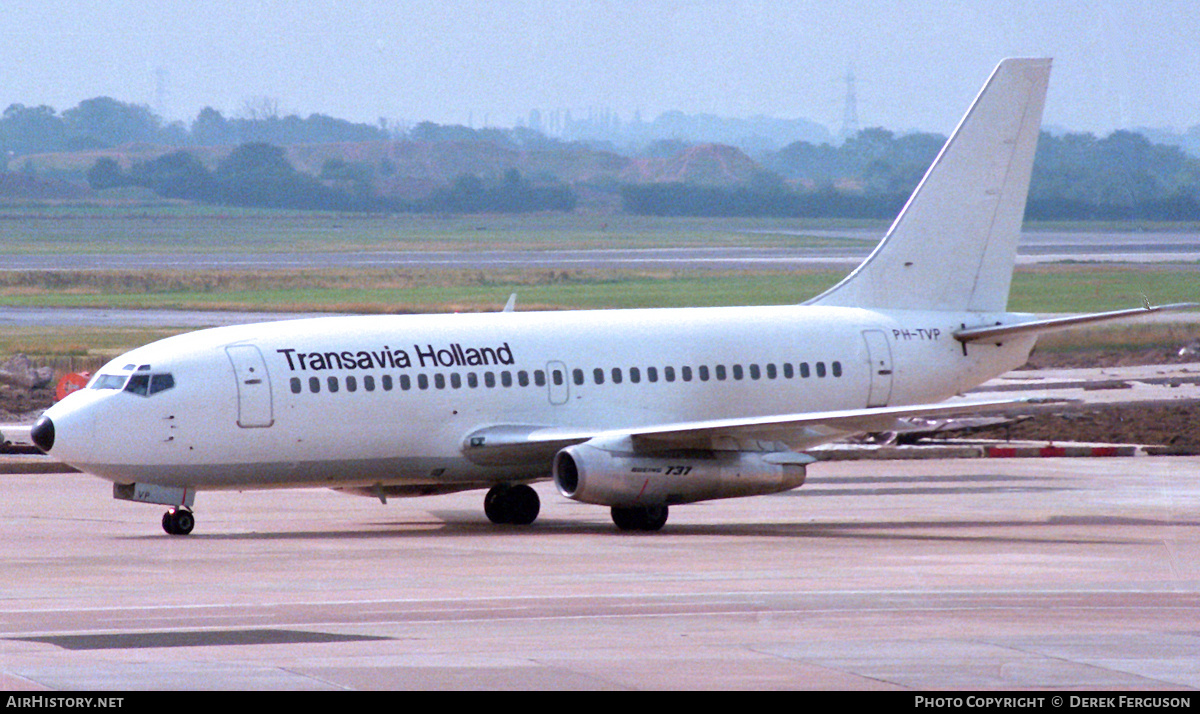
[425,170,576,213]
[86,144,576,213]
[1,98,393,157]
[0,97,562,162]
[7,95,1200,220]
[623,129,1200,220]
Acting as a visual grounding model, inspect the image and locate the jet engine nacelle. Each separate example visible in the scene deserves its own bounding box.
[552,441,813,508]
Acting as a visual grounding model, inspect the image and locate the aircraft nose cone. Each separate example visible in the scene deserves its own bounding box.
[31,416,55,452]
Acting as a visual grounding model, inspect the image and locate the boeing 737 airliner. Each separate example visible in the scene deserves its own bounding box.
[30,59,1196,534]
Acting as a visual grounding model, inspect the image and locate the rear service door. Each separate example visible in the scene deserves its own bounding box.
[861,330,894,408]
[225,344,274,427]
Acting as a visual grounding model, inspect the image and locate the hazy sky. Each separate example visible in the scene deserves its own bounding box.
[4,0,1197,136]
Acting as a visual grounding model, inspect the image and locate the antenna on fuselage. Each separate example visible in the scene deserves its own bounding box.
[503,293,517,312]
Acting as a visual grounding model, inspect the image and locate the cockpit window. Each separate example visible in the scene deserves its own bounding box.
[120,372,175,397]
[149,373,175,395]
[91,374,128,390]
[124,374,150,396]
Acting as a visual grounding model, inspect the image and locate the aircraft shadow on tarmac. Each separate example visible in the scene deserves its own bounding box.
[111,510,1193,546]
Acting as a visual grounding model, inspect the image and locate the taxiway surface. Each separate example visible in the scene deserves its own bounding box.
[0,229,1196,273]
[2,456,1198,690]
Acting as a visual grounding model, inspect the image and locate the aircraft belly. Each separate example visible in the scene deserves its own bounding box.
[76,455,534,491]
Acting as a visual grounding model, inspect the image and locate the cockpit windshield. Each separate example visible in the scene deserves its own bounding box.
[122,373,175,397]
[91,374,128,390]
[90,372,176,396]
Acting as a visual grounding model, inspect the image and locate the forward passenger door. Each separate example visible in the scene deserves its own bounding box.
[226,344,275,427]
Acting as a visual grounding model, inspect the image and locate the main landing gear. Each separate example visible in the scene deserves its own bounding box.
[484,484,540,525]
[162,507,195,535]
[611,504,669,532]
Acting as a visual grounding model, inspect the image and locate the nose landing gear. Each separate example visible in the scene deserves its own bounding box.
[162,507,195,535]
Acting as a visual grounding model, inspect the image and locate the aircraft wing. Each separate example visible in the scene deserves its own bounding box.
[461,397,1063,465]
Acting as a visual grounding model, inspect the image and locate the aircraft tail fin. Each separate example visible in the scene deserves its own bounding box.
[808,58,1051,313]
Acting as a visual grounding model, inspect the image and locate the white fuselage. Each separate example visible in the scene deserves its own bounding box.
[43,304,1034,493]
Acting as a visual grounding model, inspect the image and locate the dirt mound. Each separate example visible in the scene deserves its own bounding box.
[968,403,1199,448]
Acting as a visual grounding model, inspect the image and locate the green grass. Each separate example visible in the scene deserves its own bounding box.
[1008,265,1200,313]
[0,204,882,254]
[0,269,846,313]
[1034,323,1199,353]
[0,263,1194,314]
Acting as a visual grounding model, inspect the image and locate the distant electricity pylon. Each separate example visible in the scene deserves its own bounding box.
[839,68,860,143]
[155,67,170,120]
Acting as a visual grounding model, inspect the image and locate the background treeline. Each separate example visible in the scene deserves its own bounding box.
[0,98,561,157]
[86,143,574,213]
[1,97,390,154]
[4,97,1200,219]
[627,128,1200,220]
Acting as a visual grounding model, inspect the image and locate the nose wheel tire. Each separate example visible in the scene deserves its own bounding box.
[162,508,195,535]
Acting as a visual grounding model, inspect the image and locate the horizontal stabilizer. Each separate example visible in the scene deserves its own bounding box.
[955,302,1200,343]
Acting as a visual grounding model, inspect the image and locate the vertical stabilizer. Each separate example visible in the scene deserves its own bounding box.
[809,58,1051,313]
